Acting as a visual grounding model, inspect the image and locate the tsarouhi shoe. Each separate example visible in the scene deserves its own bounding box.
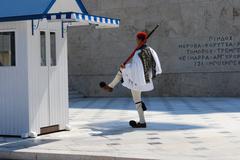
[99,82,113,92]
[129,120,147,128]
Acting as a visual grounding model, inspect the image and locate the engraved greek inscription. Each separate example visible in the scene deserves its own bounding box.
[178,36,240,69]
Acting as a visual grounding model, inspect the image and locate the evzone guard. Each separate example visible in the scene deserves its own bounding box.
[100,26,162,128]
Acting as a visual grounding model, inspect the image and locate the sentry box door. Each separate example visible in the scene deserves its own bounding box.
[39,30,61,129]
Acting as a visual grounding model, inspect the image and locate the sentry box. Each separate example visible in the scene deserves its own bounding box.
[0,0,119,138]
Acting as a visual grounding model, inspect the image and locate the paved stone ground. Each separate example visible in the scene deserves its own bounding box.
[1,97,240,160]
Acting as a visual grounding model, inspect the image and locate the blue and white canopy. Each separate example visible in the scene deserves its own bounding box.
[47,12,120,28]
[0,0,120,28]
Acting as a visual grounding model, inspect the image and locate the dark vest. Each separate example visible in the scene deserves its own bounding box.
[138,45,156,83]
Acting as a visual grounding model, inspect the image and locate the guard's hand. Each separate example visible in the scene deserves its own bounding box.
[120,64,125,69]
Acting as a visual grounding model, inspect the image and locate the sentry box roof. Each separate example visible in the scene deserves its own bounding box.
[0,0,120,28]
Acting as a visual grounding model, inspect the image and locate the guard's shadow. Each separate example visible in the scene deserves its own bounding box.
[87,121,206,136]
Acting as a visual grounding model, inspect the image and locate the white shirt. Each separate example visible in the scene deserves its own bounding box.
[122,47,162,92]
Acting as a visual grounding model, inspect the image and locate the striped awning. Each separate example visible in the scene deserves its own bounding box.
[47,12,120,28]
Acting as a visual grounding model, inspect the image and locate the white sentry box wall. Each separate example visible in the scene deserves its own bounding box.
[0,21,29,136]
[0,20,69,137]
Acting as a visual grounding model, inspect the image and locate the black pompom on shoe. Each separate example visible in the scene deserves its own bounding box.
[99,82,113,92]
[129,120,137,127]
[99,82,107,88]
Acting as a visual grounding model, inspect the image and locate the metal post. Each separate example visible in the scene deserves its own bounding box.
[61,21,64,38]
[31,20,34,35]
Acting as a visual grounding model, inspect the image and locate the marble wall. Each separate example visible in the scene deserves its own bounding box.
[68,0,240,97]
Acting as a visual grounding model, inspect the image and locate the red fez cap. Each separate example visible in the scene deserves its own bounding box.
[136,32,147,41]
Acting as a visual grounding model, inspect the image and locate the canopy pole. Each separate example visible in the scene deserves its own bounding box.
[31,20,34,35]
[31,20,40,36]
[61,21,64,38]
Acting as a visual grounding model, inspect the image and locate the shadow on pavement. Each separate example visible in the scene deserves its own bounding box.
[87,121,207,136]
[0,138,59,151]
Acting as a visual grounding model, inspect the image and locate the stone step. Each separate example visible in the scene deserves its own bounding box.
[69,89,84,99]
[0,151,145,160]
[69,94,84,99]
[69,90,79,94]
